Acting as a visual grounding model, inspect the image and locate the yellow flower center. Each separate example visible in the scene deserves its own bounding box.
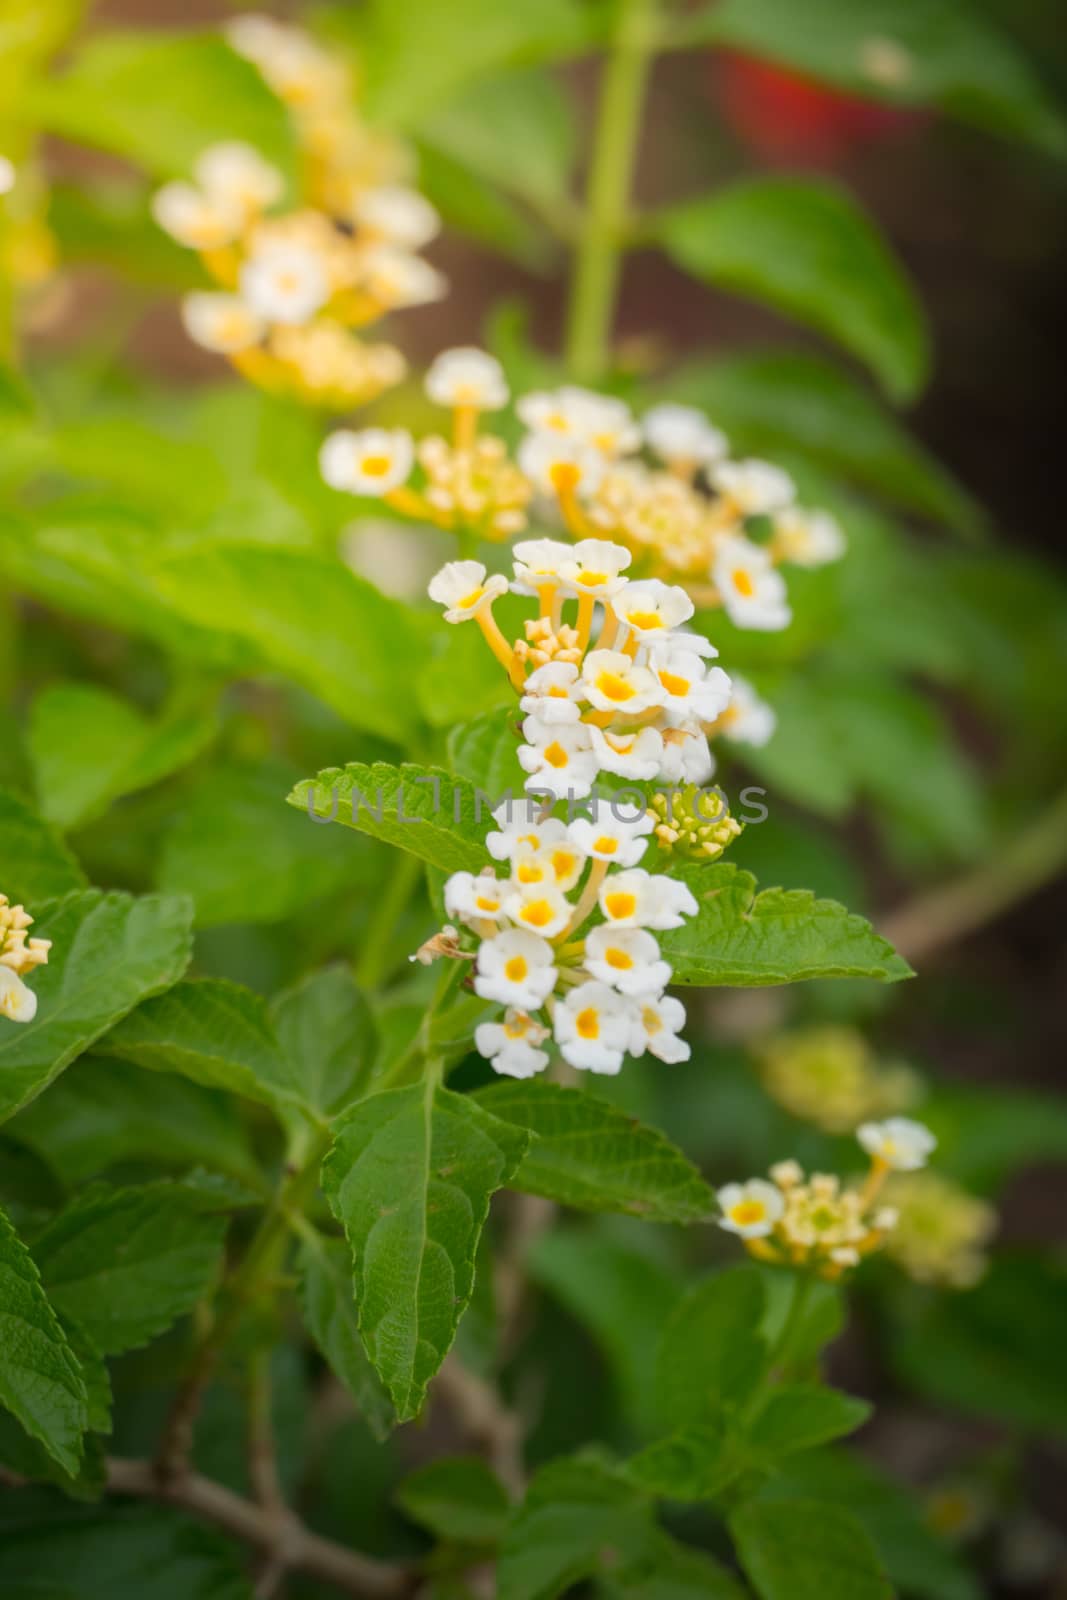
[457,586,485,609]
[520,900,555,929]
[732,568,755,599]
[593,836,618,854]
[577,570,609,587]
[595,671,636,702]
[658,669,690,697]
[516,860,545,885]
[551,850,579,881]
[576,1007,600,1040]
[641,1005,662,1034]
[361,454,393,477]
[504,956,529,982]
[475,895,499,911]
[730,1200,767,1227]
[626,611,663,631]
[605,947,634,971]
[543,741,569,769]
[504,1016,529,1039]
[549,461,581,492]
[604,890,637,920]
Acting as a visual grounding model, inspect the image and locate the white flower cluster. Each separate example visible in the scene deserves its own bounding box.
[715,1117,937,1280]
[428,538,735,796]
[0,893,50,1024]
[442,800,694,1079]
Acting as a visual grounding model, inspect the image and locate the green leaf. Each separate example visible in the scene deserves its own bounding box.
[759,1449,980,1600]
[729,1499,893,1600]
[420,67,576,212]
[669,350,981,533]
[625,1421,741,1502]
[31,1181,229,1355]
[348,0,594,128]
[396,1455,510,1543]
[0,1500,252,1599]
[497,1453,652,1600]
[691,0,1067,157]
[657,1267,769,1428]
[604,1530,746,1598]
[656,178,928,401]
[658,862,912,986]
[448,710,526,795]
[288,761,493,875]
[28,683,218,832]
[0,787,87,905]
[296,1233,396,1441]
[8,1052,262,1191]
[922,1084,1067,1192]
[152,544,429,739]
[28,29,296,177]
[748,1384,871,1458]
[157,762,377,928]
[270,966,377,1120]
[0,1205,88,1478]
[417,143,554,270]
[103,978,313,1122]
[474,1081,715,1223]
[321,1083,529,1420]
[0,890,193,1124]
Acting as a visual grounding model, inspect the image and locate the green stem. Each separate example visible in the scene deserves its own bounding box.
[881,785,1067,965]
[564,0,658,382]
[354,851,423,991]
[742,1270,813,1425]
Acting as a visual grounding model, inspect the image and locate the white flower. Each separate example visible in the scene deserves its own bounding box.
[584,926,671,996]
[427,560,509,622]
[643,403,728,467]
[857,1117,937,1172]
[588,723,664,781]
[486,803,568,863]
[713,459,796,516]
[152,180,243,250]
[320,428,414,495]
[558,538,631,598]
[649,644,732,722]
[713,536,792,632]
[518,432,604,498]
[195,141,284,212]
[518,718,599,800]
[425,347,508,411]
[444,870,509,924]
[475,928,557,1010]
[511,538,574,595]
[354,185,441,249]
[630,993,690,1063]
[240,244,330,324]
[612,579,695,639]
[517,388,591,436]
[0,966,37,1024]
[716,675,776,747]
[519,388,639,456]
[504,882,571,939]
[180,292,264,354]
[567,809,654,867]
[657,724,715,786]
[554,980,635,1074]
[581,649,664,715]
[360,246,447,308]
[512,838,586,892]
[717,1178,785,1238]
[773,507,846,568]
[520,662,585,725]
[599,870,696,930]
[474,1011,550,1079]
[0,156,16,197]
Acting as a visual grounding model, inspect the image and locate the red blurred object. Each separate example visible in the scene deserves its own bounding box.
[717,53,924,163]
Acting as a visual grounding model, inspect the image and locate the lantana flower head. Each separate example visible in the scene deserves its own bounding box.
[0,894,51,1024]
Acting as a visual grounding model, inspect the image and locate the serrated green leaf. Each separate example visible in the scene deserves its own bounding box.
[156,761,377,927]
[498,1453,652,1600]
[28,682,218,832]
[0,787,87,905]
[28,29,296,177]
[151,544,429,738]
[0,890,193,1124]
[396,1455,510,1543]
[0,1205,88,1478]
[448,710,526,795]
[730,1498,893,1600]
[669,350,981,533]
[748,1384,871,1458]
[656,178,928,401]
[289,761,494,875]
[690,0,1067,156]
[270,966,377,1120]
[625,1421,741,1502]
[9,1055,262,1191]
[31,1181,228,1355]
[658,861,911,986]
[296,1233,396,1441]
[604,1529,747,1598]
[321,1082,528,1419]
[657,1267,769,1428]
[474,1081,715,1222]
[103,978,313,1121]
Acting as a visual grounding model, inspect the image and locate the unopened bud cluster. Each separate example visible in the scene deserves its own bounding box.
[0,893,51,1024]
